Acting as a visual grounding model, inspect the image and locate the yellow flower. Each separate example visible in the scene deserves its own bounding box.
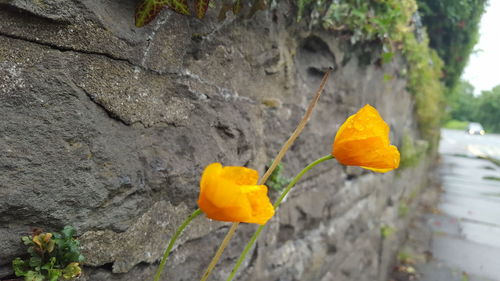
[197,163,275,225]
[332,104,400,173]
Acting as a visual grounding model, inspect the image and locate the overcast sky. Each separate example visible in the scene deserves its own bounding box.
[461,0,500,95]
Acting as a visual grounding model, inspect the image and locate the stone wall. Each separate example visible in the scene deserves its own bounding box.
[0,1,430,280]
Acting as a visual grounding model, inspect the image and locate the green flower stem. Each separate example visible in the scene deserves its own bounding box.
[226,154,334,281]
[154,208,203,281]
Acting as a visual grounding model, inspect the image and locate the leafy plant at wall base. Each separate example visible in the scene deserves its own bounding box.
[12,226,84,281]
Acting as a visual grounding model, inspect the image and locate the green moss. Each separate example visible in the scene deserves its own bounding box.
[401,32,444,151]
[397,250,414,264]
[380,225,395,238]
[399,132,428,169]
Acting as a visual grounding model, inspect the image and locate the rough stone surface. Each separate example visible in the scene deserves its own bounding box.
[0,2,431,281]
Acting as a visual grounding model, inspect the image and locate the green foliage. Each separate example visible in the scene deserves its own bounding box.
[443,119,469,130]
[416,0,487,89]
[380,225,395,238]
[135,0,267,27]
[444,82,500,133]
[297,0,313,21]
[135,0,176,27]
[402,31,444,151]
[445,80,477,122]
[399,132,428,169]
[12,226,84,281]
[474,86,500,133]
[397,250,414,264]
[321,0,413,49]
[265,162,291,192]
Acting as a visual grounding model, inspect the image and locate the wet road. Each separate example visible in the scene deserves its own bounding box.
[420,129,500,281]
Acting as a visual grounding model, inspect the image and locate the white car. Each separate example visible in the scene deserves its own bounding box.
[466,122,485,135]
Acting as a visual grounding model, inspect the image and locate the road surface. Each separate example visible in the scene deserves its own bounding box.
[418,129,500,281]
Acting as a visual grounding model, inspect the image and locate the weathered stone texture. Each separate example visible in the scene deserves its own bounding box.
[0,1,428,280]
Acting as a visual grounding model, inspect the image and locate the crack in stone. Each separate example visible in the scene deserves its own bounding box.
[64,77,137,127]
[0,31,169,77]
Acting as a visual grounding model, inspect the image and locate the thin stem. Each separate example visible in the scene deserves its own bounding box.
[199,68,332,281]
[258,68,332,186]
[153,208,203,281]
[199,223,239,281]
[226,155,334,281]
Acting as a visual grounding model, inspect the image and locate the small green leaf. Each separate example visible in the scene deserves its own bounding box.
[233,0,242,15]
[61,226,76,239]
[25,271,44,281]
[41,257,57,270]
[22,236,33,246]
[62,263,82,279]
[135,0,169,27]
[165,0,190,16]
[383,74,393,82]
[265,162,291,192]
[48,269,62,281]
[29,256,42,268]
[12,258,28,277]
[195,0,210,19]
[381,52,394,64]
[46,239,55,253]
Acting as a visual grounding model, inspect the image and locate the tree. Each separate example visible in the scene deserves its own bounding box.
[417,0,487,89]
[446,80,476,122]
[475,86,500,133]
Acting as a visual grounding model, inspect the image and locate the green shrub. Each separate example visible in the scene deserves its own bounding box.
[443,120,468,130]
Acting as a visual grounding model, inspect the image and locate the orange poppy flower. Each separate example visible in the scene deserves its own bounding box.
[332,104,400,173]
[197,163,275,225]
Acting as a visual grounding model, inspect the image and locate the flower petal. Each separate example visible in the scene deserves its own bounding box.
[244,185,275,224]
[332,104,400,173]
[198,163,274,224]
[220,166,259,185]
